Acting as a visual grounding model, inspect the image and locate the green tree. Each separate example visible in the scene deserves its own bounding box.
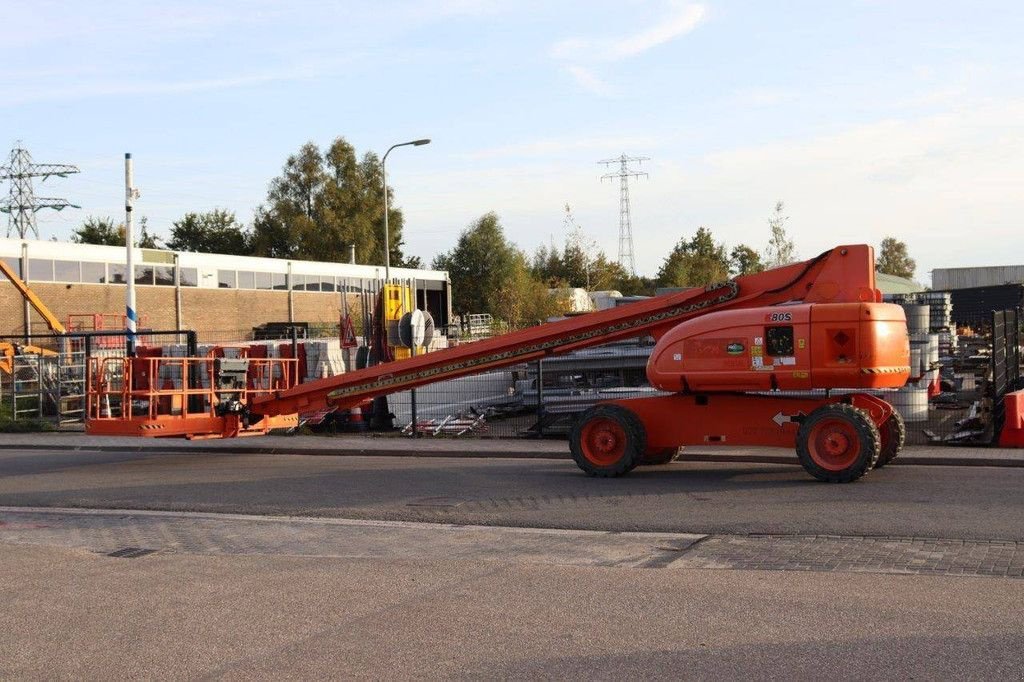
[730,244,764,276]
[72,215,160,248]
[656,227,730,288]
[167,209,250,255]
[764,201,796,268]
[251,138,408,265]
[433,212,519,316]
[877,237,916,279]
[72,216,121,246]
[531,242,565,287]
[490,252,565,328]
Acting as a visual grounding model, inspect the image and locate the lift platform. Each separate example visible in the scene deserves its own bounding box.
[85,244,911,482]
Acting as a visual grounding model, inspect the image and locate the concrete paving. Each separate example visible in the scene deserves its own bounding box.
[2,542,1022,679]
[2,506,1020,578]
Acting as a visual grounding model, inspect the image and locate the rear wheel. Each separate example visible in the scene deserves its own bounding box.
[570,405,646,477]
[796,404,880,483]
[874,409,905,469]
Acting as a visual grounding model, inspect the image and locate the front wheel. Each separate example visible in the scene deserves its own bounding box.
[796,404,880,483]
[570,405,646,477]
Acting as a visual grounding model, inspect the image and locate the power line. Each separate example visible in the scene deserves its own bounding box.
[598,153,648,276]
[0,142,80,239]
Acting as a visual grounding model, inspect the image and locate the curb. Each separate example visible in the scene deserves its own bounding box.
[0,442,1020,467]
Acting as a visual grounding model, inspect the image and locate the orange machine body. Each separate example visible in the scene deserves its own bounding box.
[647,302,910,393]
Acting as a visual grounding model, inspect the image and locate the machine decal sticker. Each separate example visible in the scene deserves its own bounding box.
[726,342,745,355]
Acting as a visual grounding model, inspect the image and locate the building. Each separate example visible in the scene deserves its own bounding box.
[0,237,451,341]
[932,265,1024,291]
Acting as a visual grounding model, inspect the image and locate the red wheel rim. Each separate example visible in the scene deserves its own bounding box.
[579,417,628,466]
[807,418,861,471]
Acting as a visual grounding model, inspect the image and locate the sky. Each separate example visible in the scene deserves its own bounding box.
[2,0,1023,285]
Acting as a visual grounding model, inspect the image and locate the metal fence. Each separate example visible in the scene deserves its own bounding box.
[1,330,195,425]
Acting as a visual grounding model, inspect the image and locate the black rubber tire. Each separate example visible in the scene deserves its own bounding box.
[570,404,646,477]
[638,447,679,466]
[874,409,905,469]
[796,404,880,483]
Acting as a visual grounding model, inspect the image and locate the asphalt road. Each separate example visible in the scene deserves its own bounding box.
[1,448,1022,540]
[2,544,1022,679]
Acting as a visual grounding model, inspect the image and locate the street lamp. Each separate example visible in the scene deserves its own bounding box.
[382,138,430,281]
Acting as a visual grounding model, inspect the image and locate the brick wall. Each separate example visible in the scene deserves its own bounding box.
[0,280,364,343]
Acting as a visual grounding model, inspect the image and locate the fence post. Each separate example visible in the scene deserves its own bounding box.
[36,354,43,419]
[55,348,62,426]
[536,358,544,438]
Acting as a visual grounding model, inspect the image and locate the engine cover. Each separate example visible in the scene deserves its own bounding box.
[646,302,910,392]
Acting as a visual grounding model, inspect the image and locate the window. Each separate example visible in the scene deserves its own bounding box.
[28,258,53,281]
[179,267,198,287]
[54,260,81,282]
[255,272,273,290]
[1,256,22,278]
[766,326,795,356]
[82,262,105,284]
[135,265,154,285]
[304,278,321,292]
[107,264,127,284]
[319,276,336,292]
[237,271,256,289]
[154,266,175,286]
[272,273,287,290]
[218,270,236,288]
[290,274,304,290]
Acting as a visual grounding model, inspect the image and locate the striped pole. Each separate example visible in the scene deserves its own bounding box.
[125,153,137,356]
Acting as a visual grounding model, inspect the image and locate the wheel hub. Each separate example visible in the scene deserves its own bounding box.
[580,418,627,466]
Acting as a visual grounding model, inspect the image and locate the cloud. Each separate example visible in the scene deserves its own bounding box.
[551,2,707,63]
[563,66,614,96]
[550,2,707,95]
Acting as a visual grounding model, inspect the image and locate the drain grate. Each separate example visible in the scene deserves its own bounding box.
[105,547,158,559]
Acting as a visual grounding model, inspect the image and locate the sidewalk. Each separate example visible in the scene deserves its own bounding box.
[0,432,1020,467]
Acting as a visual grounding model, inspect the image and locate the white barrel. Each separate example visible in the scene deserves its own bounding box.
[890,387,928,422]
[929,334,940,364]
[903,304,929,333]
[910,332,929,373]
[910,348,922,377]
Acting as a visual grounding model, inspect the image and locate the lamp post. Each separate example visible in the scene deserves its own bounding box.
[382,138,430,281]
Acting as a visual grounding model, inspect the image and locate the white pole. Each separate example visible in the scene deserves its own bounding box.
[125,153,138,355]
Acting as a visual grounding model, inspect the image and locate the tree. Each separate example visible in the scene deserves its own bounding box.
[167,209,250,255]
[433,212,519,316]
[730,244,764,276]
[656,227,730,288]
[72,216,121,246]
[137,217,161,249]
[877,237,916,279]
[764,201,796,268]
[250,138,409,265]
[490,252,565,328]
[531,242,565,287]
[72,215,160,248]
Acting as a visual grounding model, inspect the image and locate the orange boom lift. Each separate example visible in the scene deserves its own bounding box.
[86,244,910,482]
